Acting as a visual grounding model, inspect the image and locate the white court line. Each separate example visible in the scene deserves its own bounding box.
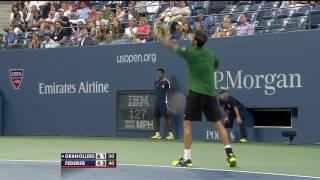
[121,163,320,179]
[0,159,319,179]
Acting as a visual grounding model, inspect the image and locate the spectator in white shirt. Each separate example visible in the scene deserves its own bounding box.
[96,11,108,28]
[25,5,38,22]
[122,18,138,39]
[42,32,59,48]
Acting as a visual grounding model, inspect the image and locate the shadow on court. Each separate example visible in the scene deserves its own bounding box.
[0,161,315,180]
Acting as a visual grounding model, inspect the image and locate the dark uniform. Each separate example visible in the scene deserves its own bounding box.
[220,96,247,139]
[154,78,170,118]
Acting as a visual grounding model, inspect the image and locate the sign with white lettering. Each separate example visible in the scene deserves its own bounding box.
[117,91,156,131]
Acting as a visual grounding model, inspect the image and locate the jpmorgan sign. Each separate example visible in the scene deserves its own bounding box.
[215,70,303,95]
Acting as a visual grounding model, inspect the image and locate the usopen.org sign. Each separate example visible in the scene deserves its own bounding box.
[215,70,303,95]
[9,69,24,90]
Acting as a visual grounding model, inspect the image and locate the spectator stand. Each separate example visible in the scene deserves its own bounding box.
[1,1,320,51]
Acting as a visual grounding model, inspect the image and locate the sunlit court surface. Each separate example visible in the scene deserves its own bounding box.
[1,0,320,180]
[0,137,319,180]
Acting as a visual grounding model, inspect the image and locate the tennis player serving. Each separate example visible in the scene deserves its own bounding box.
[160,30,237,167]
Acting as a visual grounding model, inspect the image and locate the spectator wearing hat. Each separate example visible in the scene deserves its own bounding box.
[219,88,249,143]
[56,8,72,36]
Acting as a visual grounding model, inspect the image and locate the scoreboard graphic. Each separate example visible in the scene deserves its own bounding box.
[61,153,117,168]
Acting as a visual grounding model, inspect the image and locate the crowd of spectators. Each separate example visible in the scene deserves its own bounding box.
[0,1,319,50]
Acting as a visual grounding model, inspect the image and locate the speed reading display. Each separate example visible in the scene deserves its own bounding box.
[117,90,156,131]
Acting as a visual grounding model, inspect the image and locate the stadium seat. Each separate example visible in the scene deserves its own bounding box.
[231,13,241,23]
[269,24,284,33]
[190,1,209,15]
[121,23,128,33]
[214,14,225,23]
[259,1,280,10]
[236,1,254,6]
[285,16,308,31]
[185,17,194,24]
[314,5,320,11]
[235,5,251,13]
[310,5,320,28]
[246,12,258,23]
[291,5,312,17]
[269,18,288,32]
[255,19,275,33]
[262,9,277,20]
[276,8,291,18]
[38,31,45,39]
[249,4,261,12]
[221,5,237,14]
[257,9,276,21]
[146,14,157,21]
[203,16,214,32]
